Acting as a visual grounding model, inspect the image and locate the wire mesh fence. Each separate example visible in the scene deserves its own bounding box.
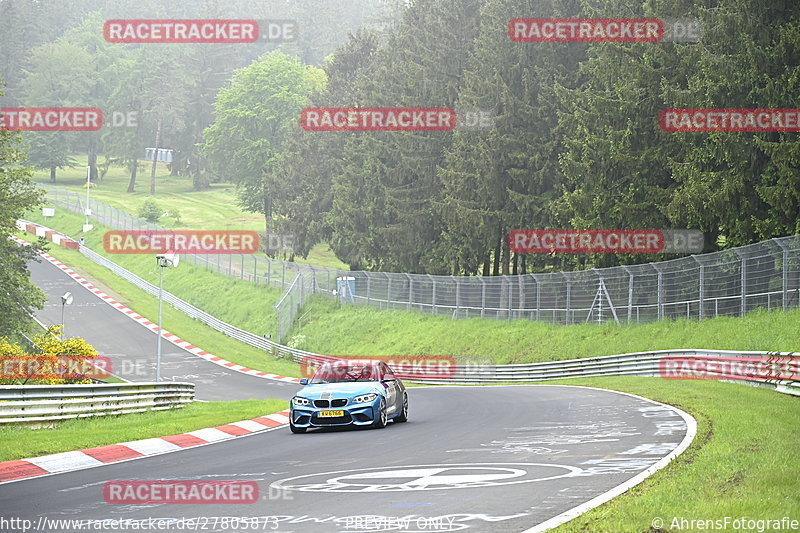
[41,184,344,293]
[41,185,800,336]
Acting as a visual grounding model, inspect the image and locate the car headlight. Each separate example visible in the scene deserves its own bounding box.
[292,397,310,407]
[353,393,378,404]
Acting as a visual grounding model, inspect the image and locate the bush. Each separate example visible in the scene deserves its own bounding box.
[137,199,162,222]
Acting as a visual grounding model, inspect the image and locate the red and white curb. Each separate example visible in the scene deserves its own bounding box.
[0,410,291,484]
[13,223,300,384]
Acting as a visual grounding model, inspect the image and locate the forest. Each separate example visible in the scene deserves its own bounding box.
[1,0,798,275]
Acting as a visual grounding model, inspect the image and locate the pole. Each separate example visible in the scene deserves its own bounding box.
[61,302,65,339]
[156,265,164,381]
[84,165,91,226]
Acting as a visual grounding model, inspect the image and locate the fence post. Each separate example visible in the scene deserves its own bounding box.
[735,250,747,316]
[774,238,789,311]
[479,276,486,318]
[385,272,392,310]
[532,274,540,321]
[653,263,664,320]
[692,255,704,320]
[366,274,371,306]
[622,265,634,323]
[406,274,413,311]
[429,274,436,315]
[453,276,460,318]
[564,273,571,325]
[503,275,512,320]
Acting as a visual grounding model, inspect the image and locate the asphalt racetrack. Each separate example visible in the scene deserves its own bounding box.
[1,385,691,532]
[9,256,692,532]
[27,257,299,401]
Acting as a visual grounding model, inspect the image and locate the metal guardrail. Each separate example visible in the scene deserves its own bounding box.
[0,382,195,425]
[18,221,800,397]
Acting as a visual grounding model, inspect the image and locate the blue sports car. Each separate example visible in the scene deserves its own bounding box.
[289,359,408,433]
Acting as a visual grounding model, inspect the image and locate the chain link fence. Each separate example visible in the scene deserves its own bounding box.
[41,184,343,292]
[342,237,800,324]
[41,185,800,335]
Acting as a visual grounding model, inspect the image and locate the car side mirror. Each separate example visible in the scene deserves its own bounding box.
[299,378,308,385]
[382,374,396,382]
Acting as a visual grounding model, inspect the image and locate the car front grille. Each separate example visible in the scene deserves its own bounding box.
[314,398,348,408]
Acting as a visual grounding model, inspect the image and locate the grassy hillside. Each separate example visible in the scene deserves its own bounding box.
[285,295,800,362]
[24,206,800,368]
[34,157,348,270]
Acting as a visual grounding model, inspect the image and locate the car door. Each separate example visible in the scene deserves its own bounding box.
[380,362,400,414]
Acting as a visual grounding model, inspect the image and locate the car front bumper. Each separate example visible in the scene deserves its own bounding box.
[290,400,381,428]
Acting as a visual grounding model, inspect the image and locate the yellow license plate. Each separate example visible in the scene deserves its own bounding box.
[318,410,344,417]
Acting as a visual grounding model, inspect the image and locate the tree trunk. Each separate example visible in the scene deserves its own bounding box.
[50,167,56,183]
[88,142,98,182]
[501,231,510,275]
[127,159,138,193]
[482,253,490,276]
[263,181,272,254]
[149,114,162,195]
[492,226,501,276]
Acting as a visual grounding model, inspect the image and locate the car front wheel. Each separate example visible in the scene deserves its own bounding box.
[394,393,408,423]
[372,399,387,429]
[290,419,306,433]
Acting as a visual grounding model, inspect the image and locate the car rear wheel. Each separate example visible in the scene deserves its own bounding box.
[394,393,408,423]
[372,399,387,429]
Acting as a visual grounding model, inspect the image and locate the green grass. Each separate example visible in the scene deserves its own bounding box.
[284,295,800,362]
[16,227,300,378]
[520,377,799,532]
[34,157,349,269]
[0,398,287,462]
[26,207,284,338]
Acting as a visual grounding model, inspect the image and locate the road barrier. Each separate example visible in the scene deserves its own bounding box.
[15,221,799,396]
[0,382,195,426]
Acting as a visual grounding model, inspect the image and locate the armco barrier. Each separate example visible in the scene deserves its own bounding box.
[0,382,195,425]
[13,221,800,396]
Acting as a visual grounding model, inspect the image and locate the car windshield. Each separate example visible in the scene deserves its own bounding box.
[309,361,381,384]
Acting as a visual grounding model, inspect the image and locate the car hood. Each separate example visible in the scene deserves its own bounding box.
[296,381,385,400]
